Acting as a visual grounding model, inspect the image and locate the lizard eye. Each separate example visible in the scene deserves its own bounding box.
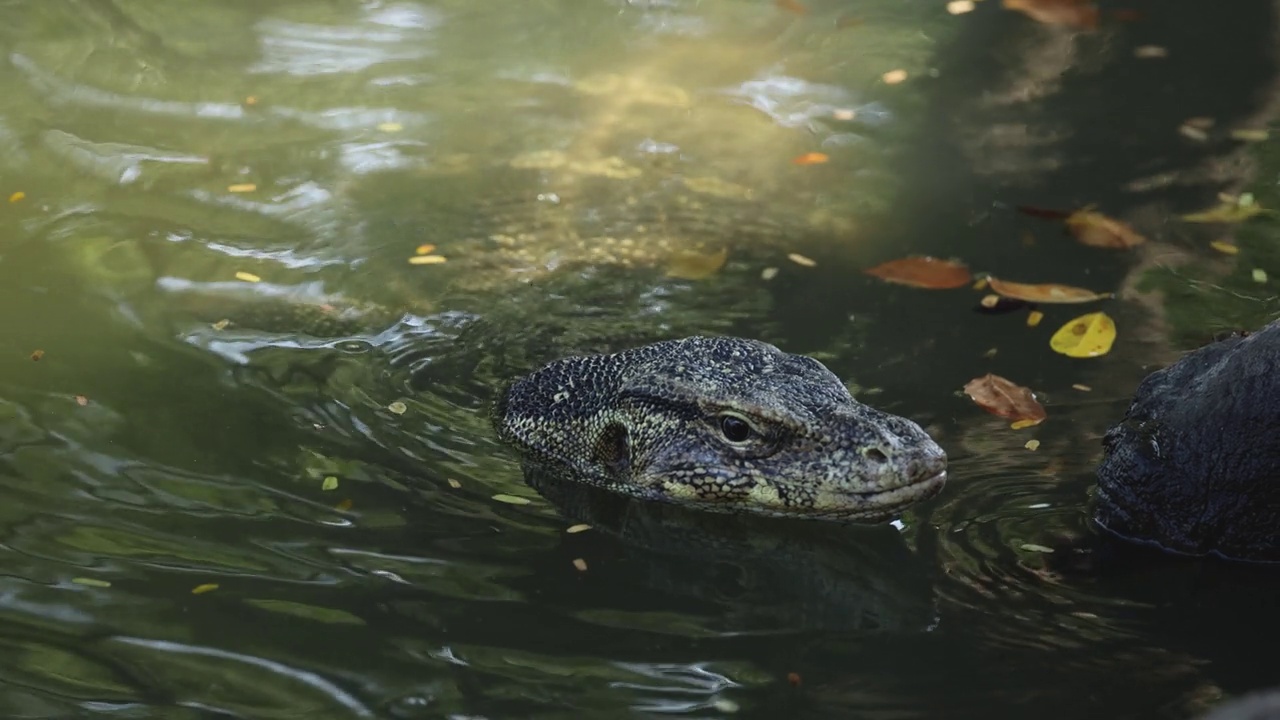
[718,414,753,443]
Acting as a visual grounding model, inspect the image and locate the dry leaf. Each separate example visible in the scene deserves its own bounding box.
[987,278,1112,304]
[234,271,261,283]
[30,349,44,361]
[415,243,437,255]
[1010,419,1040,430]
[1072,383,1092,392]
[666,247,728,280]
[787,253,817,267]
[1025,439,1041,451]
[1020,543,1055,553]
[74,395,89,406]
[882,69,908,85]
[572,558,588,571]
[212,319,231,330]
[72,577,112,588]
[1065,210,1146,248]
[1049,311,1116,358]
[227,183,257,193]
[787,672,803,687]
[864,256,971,289]
[566,524,591,534]
[1179,124,1209,142]
[1209,240,1240,255]
[1027,310,1044,327]
[409,254,447,265]
[1133,45,1168,58]
[791,152,829,166]
[492,493,532,505]
[963,374,1047,424]
[948,0,976,14]
[335,498,354,511]
[9,191,24,203]
[1002,0,1099,28]
[377,122,403,132]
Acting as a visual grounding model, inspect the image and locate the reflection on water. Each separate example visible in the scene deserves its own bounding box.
[1,0,1278,717]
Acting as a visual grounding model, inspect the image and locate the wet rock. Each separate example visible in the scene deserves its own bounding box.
[1094,319,1280,563]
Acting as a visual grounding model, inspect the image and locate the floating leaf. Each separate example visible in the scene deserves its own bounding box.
[1182,202,1264,223]
[1133,45,1168,58]
[1065,210,1146,248]
[72,577,111,588]
[760,267,779,280]
[1072,384,1092,392]
[787,672,803,687]
[787,252,817,267]
[408,254,447,265]
[1027,310,1044,327]
[335,498,354,511]
[321,476,339,491]
[227,183,257,193]
[377,122,404,133]
[1049,311,1116,358]
[881,69,908,85]
[30,349,44,361]
[963,374,1047,425]
[775,0,807,13]
[1020,543,1055,553]
[1002,0,1099,28]
[571,558,588,571]
[865,256,971,289]
[791,152,829,166]
[666,247,728,280]
[212,319,231,330]
[1010,419,1040,430]
[1253,268,1268,283]
[1209,240,1240,255]
[234,271,261,283]
[492,493,532,505]
[566,524,592,534]
[415,243,437,255]
[1024,439,1041,451]
[74,395,89,406]
[987,278,1112,304]
[1230,128,1269,142]
[446,478,461,489]
[387,401,407,415]
[947,0,976,14]
[9,191,25,203]
[192,583,219,595]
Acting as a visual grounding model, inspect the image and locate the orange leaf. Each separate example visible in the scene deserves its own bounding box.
[864,257,971,289]
[987,278,1112,304]
[775,0,807,14]
[963,374,1047,424]
[1002,0,1099,28]
[1065,210,1146,249]
[791,152,829,166]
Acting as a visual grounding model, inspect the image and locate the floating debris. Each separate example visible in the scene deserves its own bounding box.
[387,401,407,415]
[72,577,111,588]
[377,122,404,133]
[227,183,257,193]
[408,254,447,265]
[882,69,908,85]
[234,271,261,283]
[322,476,339,491]
[566,524,591,534]
[9,191,24,203]
[492,493,531,505]
[571,558,588,571]
[1025,439,1041,451]
[192,583,220,595]
[447,478,462,489]
[787,253,817,267]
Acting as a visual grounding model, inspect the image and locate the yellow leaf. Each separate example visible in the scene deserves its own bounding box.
[1209,240,1240,255]
[447,478,461,489]
[408,254,447,265]
[1049,311,1116,358]
[572,558,588,571]
[492,493,531,505]
[322,476,339,491]
[1230,128,1270,142]
[666,247,728,280]
[234,271,261,283]
[72,577,112,588]
[9,191,25,203]
[387,401,407,415]
[1027,310,1044,327]
[1010,418,1042,430]
[211,319,231,330]
[881,69,908,84]
[1072,383,1092,392]
[192,583,220,595]
[566,524,591,534]
[227,183,257,193]
[415,243,437,255]
[377,122,404,132]
[1182,202,1264,223]
[1024,439,1041,451]
[788,253,817,267]
[1253,268,1268,283]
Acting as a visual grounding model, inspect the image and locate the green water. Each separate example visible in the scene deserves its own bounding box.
[1,1,1278,718]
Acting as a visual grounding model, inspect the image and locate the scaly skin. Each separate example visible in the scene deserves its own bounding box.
[493,336,947,522]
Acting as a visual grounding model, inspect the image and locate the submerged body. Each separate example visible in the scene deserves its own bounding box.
[493,336,947,521]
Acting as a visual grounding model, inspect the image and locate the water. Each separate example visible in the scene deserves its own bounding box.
[1,1,1278,718]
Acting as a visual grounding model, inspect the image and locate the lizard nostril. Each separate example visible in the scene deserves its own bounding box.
[863,447,889,464]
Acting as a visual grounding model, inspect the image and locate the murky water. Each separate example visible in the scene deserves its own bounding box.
[2,1,1278,718]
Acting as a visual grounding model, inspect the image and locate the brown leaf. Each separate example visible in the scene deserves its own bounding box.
[1065,210,1146,248]
[775,0,807,14]
[987,278,1112,304]
[865,256,971,289]
[1002,0,1099,29]
[791,152,829,166]
[963,374,1047,424]
[30,349,44,361]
